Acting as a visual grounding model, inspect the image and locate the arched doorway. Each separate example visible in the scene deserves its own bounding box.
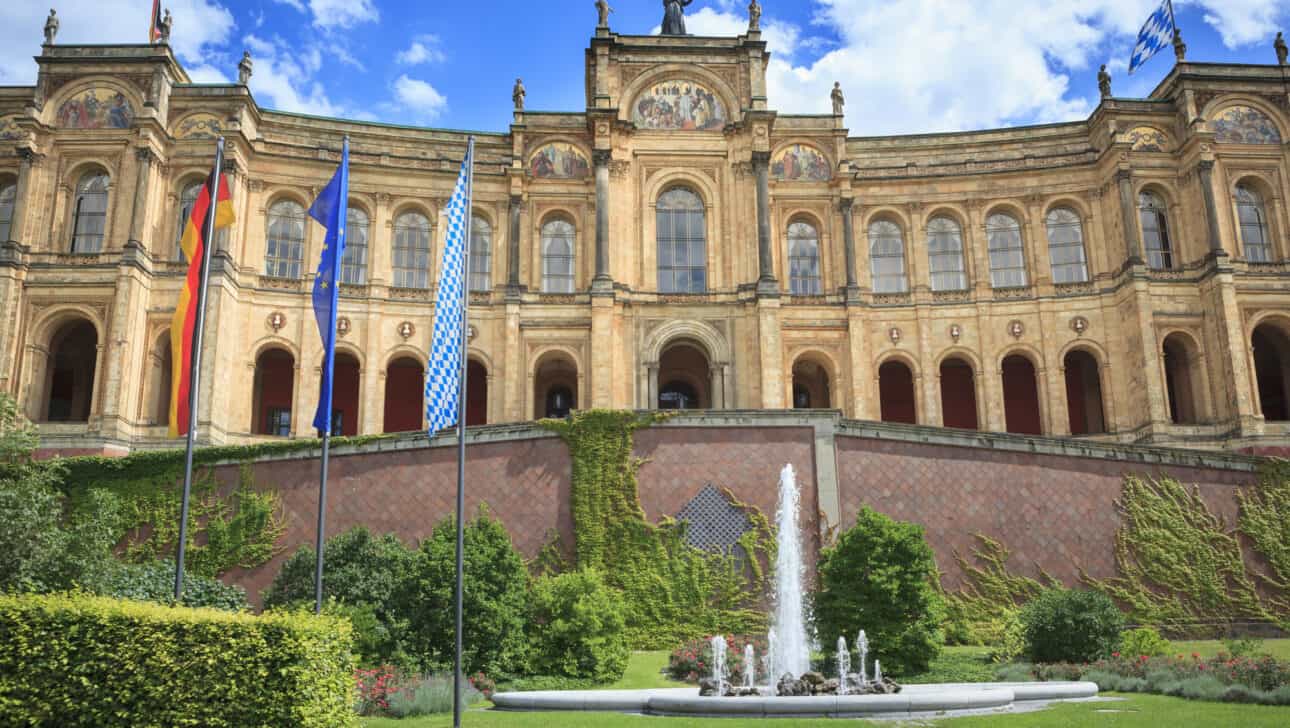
[791,357,831,409]
[939,356,978,430]
[1252,323,1290,421]
[1001,354,1042,435]
[1161,334,1200,425]
[384,356,424,433]
[658,341,710,410]
[1063,349,1106,435]
[324,352,360,437]
[878,360,916,424]
[466,358,488,426]
[252,348,295,436]
[44,320,97,422]
[533,352,578,419]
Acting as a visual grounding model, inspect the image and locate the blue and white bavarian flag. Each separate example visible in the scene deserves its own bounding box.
[425,139,474,435]
[1129,0,1176,75]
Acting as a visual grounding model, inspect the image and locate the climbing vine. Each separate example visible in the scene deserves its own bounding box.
[942,534,1061,645]
[1238,460,1290,616]
[539,410,774,649]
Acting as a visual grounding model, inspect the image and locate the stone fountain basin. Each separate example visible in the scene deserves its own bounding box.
[491,681,1098,718]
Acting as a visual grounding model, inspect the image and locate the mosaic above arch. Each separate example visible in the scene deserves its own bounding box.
[528,142,590,179]
[1212,105,1282,145]
[173,112,224,140]
[56,87,134,130]
[1126,126,1170,152]
[772,144,831,181]
[0,115,21,141]
[632,80,727,131]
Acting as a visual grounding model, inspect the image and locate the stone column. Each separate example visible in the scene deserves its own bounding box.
[839,197,858,292]
[1197,160,1225,254]
[709,364,724,409]
[593,150,612,283]
[6,148,40,246]
[1116,170,1144,264]
[647,363,659,409]
[506,194,522,292]
[753,151,775,292]
[127,148,156,251]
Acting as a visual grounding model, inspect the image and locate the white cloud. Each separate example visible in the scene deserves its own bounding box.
[0,0,234,85]
[186,64,230,84]
[679,0,1290,135]
[396,35,446,65]
[392,74,447,122]
[308,0,378,30]
[243,34,343,117]
[272,0,305,13]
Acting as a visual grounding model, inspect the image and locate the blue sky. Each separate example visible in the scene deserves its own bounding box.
[2,1,1288,135]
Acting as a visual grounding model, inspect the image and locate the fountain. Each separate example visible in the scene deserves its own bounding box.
[492,463,1099,718]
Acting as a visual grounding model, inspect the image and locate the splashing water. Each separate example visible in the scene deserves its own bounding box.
[764,628,777,694]
[711,635,728,696]
[836,636,850,696]
[856,629,868,684]
[770,464,811,684]
[874,660,883,685]
[743,643,756,690]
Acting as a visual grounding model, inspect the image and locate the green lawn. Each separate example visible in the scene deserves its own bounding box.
[1169,638,1290,661]
[602,650,689,690]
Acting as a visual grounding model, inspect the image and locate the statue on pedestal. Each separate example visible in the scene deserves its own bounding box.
[661,0,693,36]
[1276,32,1287,65]
[831,82,844,116]
[1172,28,1186,62]
[749,1,761,31]
[596,0,612,28]
[512,78,526,111]
[158,9,173,44]
[43,9,59,46]
[238,51,253,86]
[1098,65,1111,99]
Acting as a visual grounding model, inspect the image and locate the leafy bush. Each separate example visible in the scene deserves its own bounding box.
[386,674,482,718]
[1020,588,1123,663]
[666,634,768,684]
[266,527,415,667]
[395,508,529,675]
[988,608,1026,663]
[1030,652,1290,705]
[899,647,996,684]
[97,559,248,611]
[1121,627,1172,658]
[0,592,356,727]
[527,569,629,682]
[1223,636,1266,658]
[354,665,400,716]
[813,506,944,674]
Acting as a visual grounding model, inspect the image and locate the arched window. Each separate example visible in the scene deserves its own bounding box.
[788,221,822,295]
[1139,191,1172,269]
[0,178,15,243]
[265,199,306,278]
[986,213,1027,288]
[868,220,907,294]
[70,172,110,253]
[469,214,492,292]
[341,206,369,285]
[174,180,203,261]
[927,216,967,291]
[1236,185,1273,262]
[656,187,706,293]
[1046,208,1089,283]
[541,218,576,293]
[392,211,431,289]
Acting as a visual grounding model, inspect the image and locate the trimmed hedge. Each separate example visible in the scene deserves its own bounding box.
[0,593,356,727]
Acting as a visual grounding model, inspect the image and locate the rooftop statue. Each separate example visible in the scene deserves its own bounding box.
[1276,32,1287,65]
[596,0,612,28]
[512,78,526,111]
[43,9,59,46]
[748,1,761,31]
[238,51,253,86]
[1098,65,1111,99]
[661,0,694,36]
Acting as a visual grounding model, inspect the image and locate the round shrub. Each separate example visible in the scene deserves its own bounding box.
[527,569,629,682]
[1120,626,1172,658]
[1019,588,1124,663]
[265,527,414,610]
[813,506,944,674]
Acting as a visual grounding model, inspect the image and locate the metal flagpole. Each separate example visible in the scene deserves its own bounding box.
[174,136,225,600]
[315,136,350,615]
[453,136,475,728]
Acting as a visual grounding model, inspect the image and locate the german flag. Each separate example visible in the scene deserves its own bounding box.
[168,170,235,437]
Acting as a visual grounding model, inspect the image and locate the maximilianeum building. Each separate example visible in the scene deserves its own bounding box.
[2,18,1290,457]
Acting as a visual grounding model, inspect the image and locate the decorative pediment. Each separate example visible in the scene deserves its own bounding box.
[772,144,832,182]
[1212,106,1282,145]
[528,142,589,179]
[632,80,727,131]
[173,112,224,140]
[55,86,134,130]
[1126,126,1170,153]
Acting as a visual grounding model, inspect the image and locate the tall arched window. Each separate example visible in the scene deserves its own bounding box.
[788,220,821,295]
[868,220,907,294]
[0,178,15,243]
[70,172,110,253]
[927,216,967,291]
[341,206,369,284]
[174,180,203,261]
[656,187,706,293]
[986,213,1028,288]
[541,218,576,293]
[392,211,431,289]
[1139,191,1173,269]
[1236,185,1273,262]
[265,199,306,278]
[469,214,492,292]
[1046,208,1089,283]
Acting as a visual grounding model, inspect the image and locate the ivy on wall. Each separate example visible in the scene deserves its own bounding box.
[539,410,774,649]
[942,534,1062,645]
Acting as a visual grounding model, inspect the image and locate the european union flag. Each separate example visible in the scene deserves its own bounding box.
[309,138,350,434]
